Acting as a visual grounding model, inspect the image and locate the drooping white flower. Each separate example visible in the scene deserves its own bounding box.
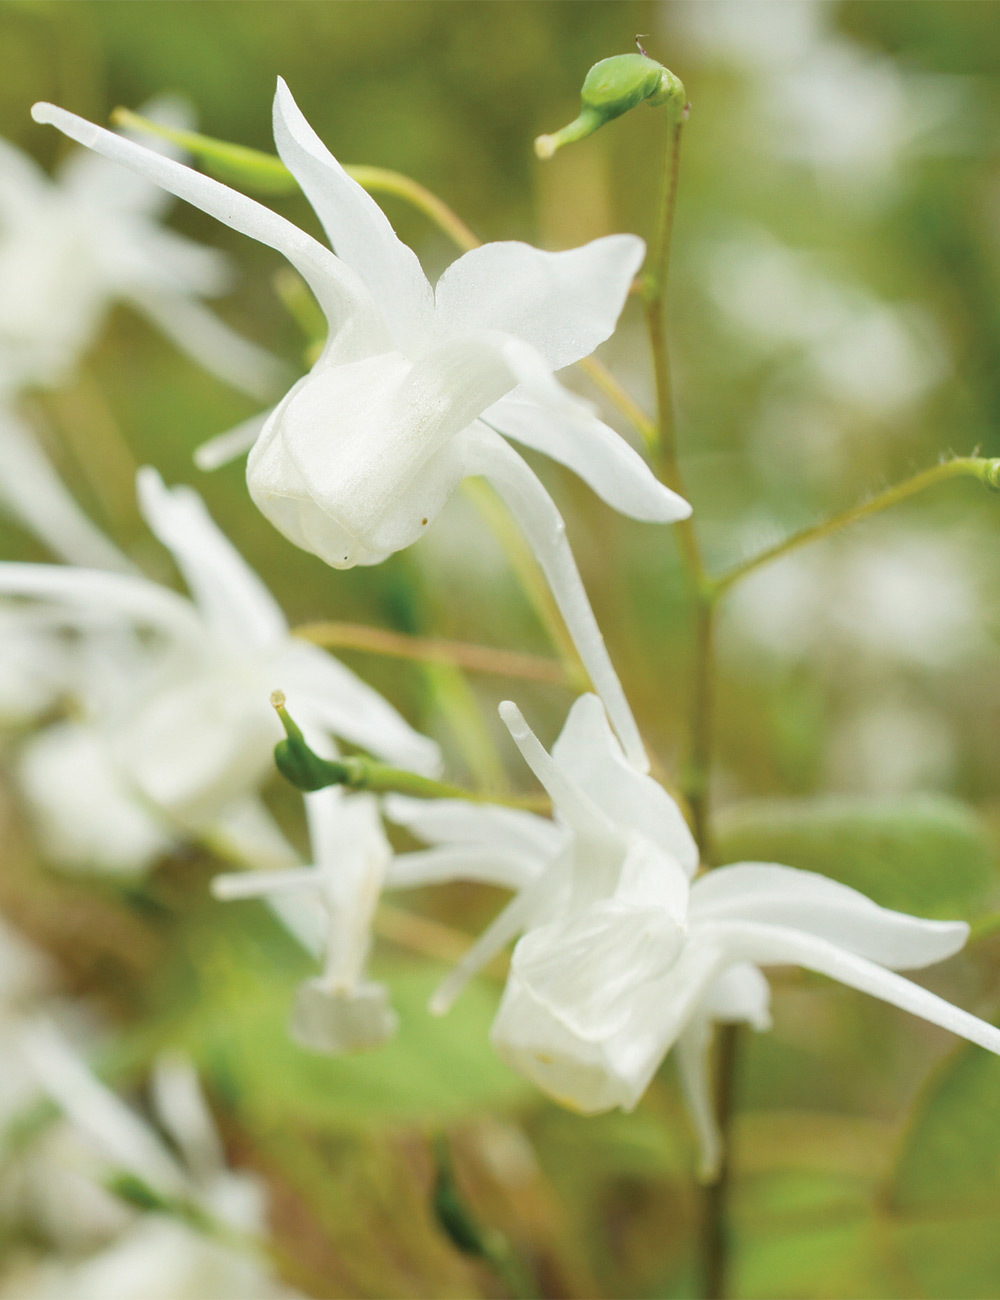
[213,786,399,1054]
[0,467,438,870]
[9,1025,298,1300]
[387,694,1000,1176]
[32,81,691,770]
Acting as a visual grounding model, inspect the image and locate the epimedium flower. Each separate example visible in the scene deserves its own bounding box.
[0,467,438,871]
[32,81,692,771]
[386,694,1000,1178]
[212,785,399,1055]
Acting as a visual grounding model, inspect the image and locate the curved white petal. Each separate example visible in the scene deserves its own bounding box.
[709,919,1000,1054]
[272,78,432,351]
[0,562,203,647]
[433,234,646,371]
[150,1054,225,1186]
[675,1019,721,1181]
[128,290,290,402]
[485,393,691,524]
[137,468,287,652]
[552,695,698,873]
[31,101,385,349]
[247,340,510,568]
[387,844,542,891]
[280,641,441,774]
[471,429,648,771]
[194,410,270,472]
[0,407,135,573]
[691,864,969,970]
[384,792,563,857]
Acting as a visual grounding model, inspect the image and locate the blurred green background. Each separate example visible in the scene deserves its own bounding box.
[3,2,1000,1296]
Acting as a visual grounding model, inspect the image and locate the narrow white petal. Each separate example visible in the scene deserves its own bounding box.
[552,695,699,874]
[384,793,562,857]
[433,234,646,371]
[128,290,291,402]
[387,844,541,891]
[30,101,383,343]
[194,411,270,472]
[272,78,432,350]
[469,427,648,771]
[676,1019,722,1182]
[712,920,1000,1055]
[0,408,135,573]
[137,467,288,651]
[486,394,691,523]
[0,563,203,647]
[280,641,441,775]
[20,1019,188,1195]
[212,866,321,900]
[691,865,969,970]
[150,1054,226,1185]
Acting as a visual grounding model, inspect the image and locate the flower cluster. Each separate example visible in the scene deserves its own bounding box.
[0,62,995,1293]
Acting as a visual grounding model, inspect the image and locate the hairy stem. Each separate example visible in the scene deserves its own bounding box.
[711,456,1000,599]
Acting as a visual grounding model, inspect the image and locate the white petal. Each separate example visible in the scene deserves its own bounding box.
[0,563,203,646]
[279,640,441,775]
[691,864,969,970]
[552,695,699,873]
[384,793,563,857]
[433,234,645,371]
[247,342,507,568]
[149,1054,225,1186]
[272,78,432,351]
[675,1019,721,1181]
[387,844,542,891]
[0,406,135,573]
[212,866,321,900]
[128,290,291,402]
[137,467,287,652]
[194,411,270,472]
[486,394,691,523]
[290,977,398,1054]
[712,919,1000,1054]
[470,428,648,771]
[700,962,773,1030]
[20,1019,189,1196]
[31,101,385,348]
[0,136,50,221]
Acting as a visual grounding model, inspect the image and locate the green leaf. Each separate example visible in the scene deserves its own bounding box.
[885,1043,1000,1297]
[175,920,532,1132]
[715,794,998,919]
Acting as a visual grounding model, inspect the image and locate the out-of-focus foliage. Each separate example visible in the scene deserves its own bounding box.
[2,2,1000,1297]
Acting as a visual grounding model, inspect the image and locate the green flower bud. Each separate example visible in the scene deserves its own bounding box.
[535,53,687,159]
[271,690,350,791]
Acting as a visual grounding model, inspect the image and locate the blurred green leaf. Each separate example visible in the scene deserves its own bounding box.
[715,795,998,919]
[884,1042,1000,1298]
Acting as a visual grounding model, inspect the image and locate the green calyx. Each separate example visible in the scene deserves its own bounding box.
[535,53,687,159]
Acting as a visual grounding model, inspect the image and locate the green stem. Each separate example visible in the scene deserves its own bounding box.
[700,1024,741,1300]
[711,457,1000,600]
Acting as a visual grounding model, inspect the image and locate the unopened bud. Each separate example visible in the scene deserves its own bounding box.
[270,691,348,791]
[535,53,687,159]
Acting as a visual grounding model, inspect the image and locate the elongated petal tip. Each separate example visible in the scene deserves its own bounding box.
[534,134,557,160]
[30,101,57,125]
[498,699,528,741]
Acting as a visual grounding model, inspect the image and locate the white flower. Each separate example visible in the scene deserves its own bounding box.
[9,1025,298,1300]
[213,786,398,1054]
[0,103,284,399]
[32,80,691,770]
[0,467,438,869]
[387,694,1000,1176]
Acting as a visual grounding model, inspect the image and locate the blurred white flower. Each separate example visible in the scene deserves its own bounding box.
[32,79,691,770]
[213,787,399,1055]
[704,230,947,419]
[0,102,284,399]
[721,528,985,670]
[0,468,438,871]
[6,1026,298,1300]
[388,694,1000,1176]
